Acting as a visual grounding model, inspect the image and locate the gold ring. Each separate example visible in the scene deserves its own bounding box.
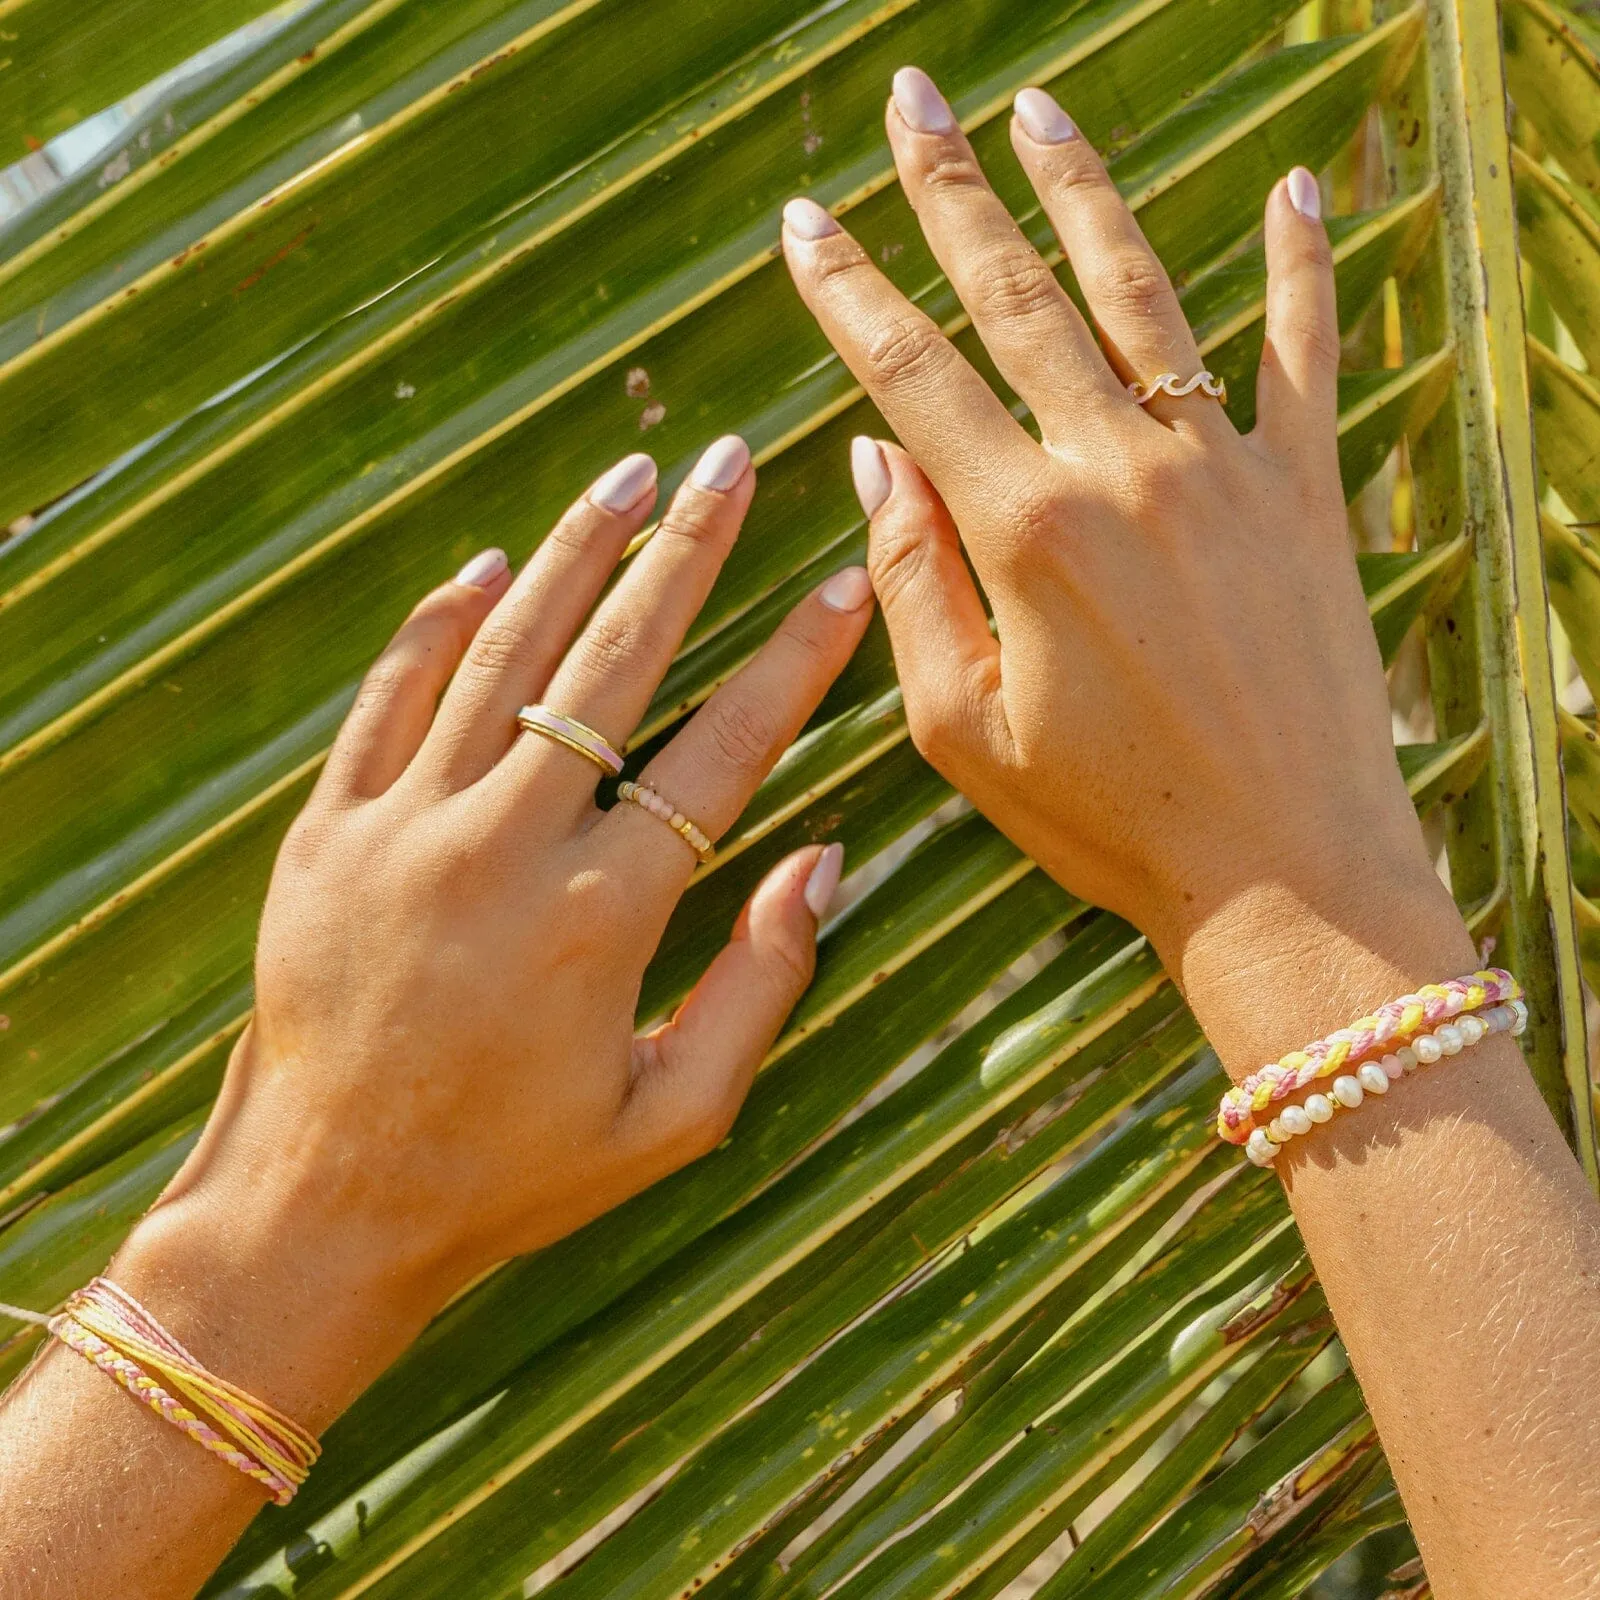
[616,781,714,865]
[516,705,624,775]
[1127,370,1227,407]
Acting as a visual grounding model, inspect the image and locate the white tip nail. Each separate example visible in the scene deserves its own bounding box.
[590,452,658,513]
[691,435,751,492]
[455,548,508,588]
[1013,88,1076,144]
[1286,166,1322,221]
[892,66,957,135]
[819,566,873,613]
[804,842,845,919]
[783,197,842,240]
[851,435,892,518]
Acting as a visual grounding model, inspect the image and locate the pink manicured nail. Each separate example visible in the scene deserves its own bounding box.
[783,197,841,240]
[804,842,845,919]
[455,548,508,587]
[691,435,751,492]
[892,66,957,135]
[1287,166,1322,221]
[1013,87,1076,144]
[819,565,873,613]
[590,452,657,513]
[851,436,892,518]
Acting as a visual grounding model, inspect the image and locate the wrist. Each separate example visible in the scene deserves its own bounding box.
[1161,840,1481,1084]
[109,1053,458,1432]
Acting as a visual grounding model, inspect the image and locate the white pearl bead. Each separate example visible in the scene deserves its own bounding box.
[1434,1023,1464,1056]
[1279,1104,1313,1137]
[1332,1075,1364,1109]
[1483,1005,1510,1033]
[1246,1128,1280,1166]
[1395,1045,1418,1073]
[1457,1014,1486,1047]
[1357,1061,1389,1095]
[1303,1093,1334,1123]
[1267,1117,1289,1145]
[1413,1033,1443,1065]
[1381,1053,1405,1082]
[1511,999,1528,1036]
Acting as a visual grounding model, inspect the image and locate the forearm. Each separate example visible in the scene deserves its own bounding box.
[1175,864,1600,1600]
[0,1136,444,1600]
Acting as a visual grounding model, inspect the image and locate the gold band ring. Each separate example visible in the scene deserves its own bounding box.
[616,781,714,865]
[1127,370,1227,407]
[516,705,624,775]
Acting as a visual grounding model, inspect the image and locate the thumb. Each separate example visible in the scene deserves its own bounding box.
[619,843,844,1169]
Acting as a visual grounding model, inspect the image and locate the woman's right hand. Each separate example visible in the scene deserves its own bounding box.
[780,71,1472,1061]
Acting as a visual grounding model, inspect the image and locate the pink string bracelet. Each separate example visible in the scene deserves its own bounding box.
[1212,968,1525,1164]
[0,1277,319,1503]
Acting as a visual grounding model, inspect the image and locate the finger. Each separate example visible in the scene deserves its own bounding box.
[1253,168,1341,472]
[883,67,1122,437]
[318,551,513,803]
[1010,86,1229,439]
[618,844,842,1171]
[780,195,1042,558]
[497,436,755,809]
[599,568,875,902]
[854,436,1009,777]
[419,452,659,792]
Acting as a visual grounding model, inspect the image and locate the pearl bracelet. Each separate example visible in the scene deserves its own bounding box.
[1242,998,1526,1167]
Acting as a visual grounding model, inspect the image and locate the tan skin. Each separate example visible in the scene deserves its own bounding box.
[2,68,1598,1600]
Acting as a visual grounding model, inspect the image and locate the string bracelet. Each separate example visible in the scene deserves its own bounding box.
[0,1277,319,1503]
[1217,989,1526,1167]
[1215,967,1523,1148]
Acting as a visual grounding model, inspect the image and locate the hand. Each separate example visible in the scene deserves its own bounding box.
[781,71,1467,1065]
[117,436,874,1423]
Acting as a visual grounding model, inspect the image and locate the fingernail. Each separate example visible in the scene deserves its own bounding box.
[691,434,751,492]
[819,565,873,613]
[783,196,841,240]
[1013,87,1076,144]
[1287,166,1322,221]
[851,435,892,518]
[590,452,658,513]
[892,66,957,135]
[455,548,508,588]
[804,842,845,919]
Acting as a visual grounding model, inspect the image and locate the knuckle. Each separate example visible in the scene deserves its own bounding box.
[918,147,987,196]
[907,700,967,776]
[1094,250,1174,323]
[864,314,950,390]
[1297,312,1344,371]
[574,611,645,682]
[465,616,537,680]
[974,251,1060,324]
[702,694,778,773]
[659,496,739,552]
[680,1084,742,1160]
[866,515,929,609]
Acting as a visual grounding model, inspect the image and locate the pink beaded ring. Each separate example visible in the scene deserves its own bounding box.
[1214,969,1525,1166]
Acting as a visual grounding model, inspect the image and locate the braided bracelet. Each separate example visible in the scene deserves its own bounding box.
[0,1277,319,1503]
[1213,968,1525,1162]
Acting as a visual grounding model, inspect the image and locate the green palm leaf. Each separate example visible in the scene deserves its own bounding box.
[0,2,1591,1597]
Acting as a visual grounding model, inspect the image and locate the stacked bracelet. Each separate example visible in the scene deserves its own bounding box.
[1213,968,1525,1167]
[0,1277,319,1503]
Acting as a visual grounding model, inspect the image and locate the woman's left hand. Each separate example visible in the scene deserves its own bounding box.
[115,436,874,1432]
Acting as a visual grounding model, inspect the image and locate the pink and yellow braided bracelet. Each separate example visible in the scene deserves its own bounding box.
[1216,968,1526,1167]
[0,1277,319,1503]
